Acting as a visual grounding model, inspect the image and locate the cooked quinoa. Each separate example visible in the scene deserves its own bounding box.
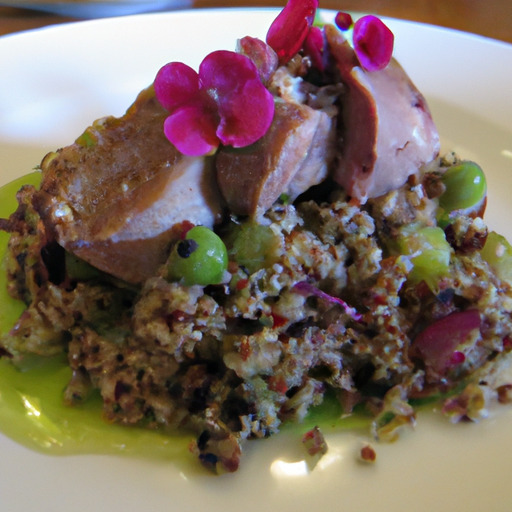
[2,152,512,472]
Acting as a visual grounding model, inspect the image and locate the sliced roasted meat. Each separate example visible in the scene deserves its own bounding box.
[216,100,334,218]
[326,25,440,203]
[34,87,224,284]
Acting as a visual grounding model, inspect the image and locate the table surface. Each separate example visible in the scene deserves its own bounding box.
[0,0,511,43]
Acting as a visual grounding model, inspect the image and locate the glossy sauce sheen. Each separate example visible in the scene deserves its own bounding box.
[0,174,367,466]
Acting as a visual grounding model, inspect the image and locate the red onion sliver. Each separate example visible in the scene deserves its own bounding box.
[413,309,481,374]
[292,281,362,322]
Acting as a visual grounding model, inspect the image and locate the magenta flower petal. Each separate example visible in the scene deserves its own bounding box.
[353,15,394,71]
[335,11,353,31]
[303,25,325,71]
[266,0,318,65]
[200,50,274,147]
[163,104,219,156]
[154,62,201,112]
[200,50,258,98]
[216,78,274,147]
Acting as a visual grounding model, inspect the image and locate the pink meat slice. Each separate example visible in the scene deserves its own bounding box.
[216,100,334,218]
[326,25,440,203]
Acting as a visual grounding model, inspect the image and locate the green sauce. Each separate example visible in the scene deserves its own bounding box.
[0,354,193,460]
[0,174,367,468]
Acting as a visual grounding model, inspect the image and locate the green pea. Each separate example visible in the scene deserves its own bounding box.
[167,226,228,286]
[439,161,486,212]
[229,221,281,274]
[394,223,452,291]
[480,231,512,283]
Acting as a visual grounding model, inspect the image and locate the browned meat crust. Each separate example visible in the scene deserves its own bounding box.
[33,87,224,284]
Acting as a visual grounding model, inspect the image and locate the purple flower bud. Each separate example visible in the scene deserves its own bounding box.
[335,11,353,31]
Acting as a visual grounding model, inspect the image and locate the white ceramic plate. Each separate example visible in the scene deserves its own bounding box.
[1,8,512,512]
[0,0,192,18]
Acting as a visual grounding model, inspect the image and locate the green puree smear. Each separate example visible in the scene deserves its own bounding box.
[0,174,368,467]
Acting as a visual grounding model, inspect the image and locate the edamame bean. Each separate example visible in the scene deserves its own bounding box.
[439,161,486,212]
[480,231,512,283]
[394,223,451,290]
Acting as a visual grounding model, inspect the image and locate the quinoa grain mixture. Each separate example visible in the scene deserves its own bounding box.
[2,153,512,472]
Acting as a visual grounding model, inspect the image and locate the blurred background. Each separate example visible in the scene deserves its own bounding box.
[0,0,511,42]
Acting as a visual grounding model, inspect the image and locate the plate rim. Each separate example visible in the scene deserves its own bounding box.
[1,8,512,512]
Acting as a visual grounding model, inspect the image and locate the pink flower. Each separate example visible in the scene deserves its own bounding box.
[266,1,393,73]
[266,0,318,65]
[353,15,394,71]
[154,2,395,156]
[154,50,275,156]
